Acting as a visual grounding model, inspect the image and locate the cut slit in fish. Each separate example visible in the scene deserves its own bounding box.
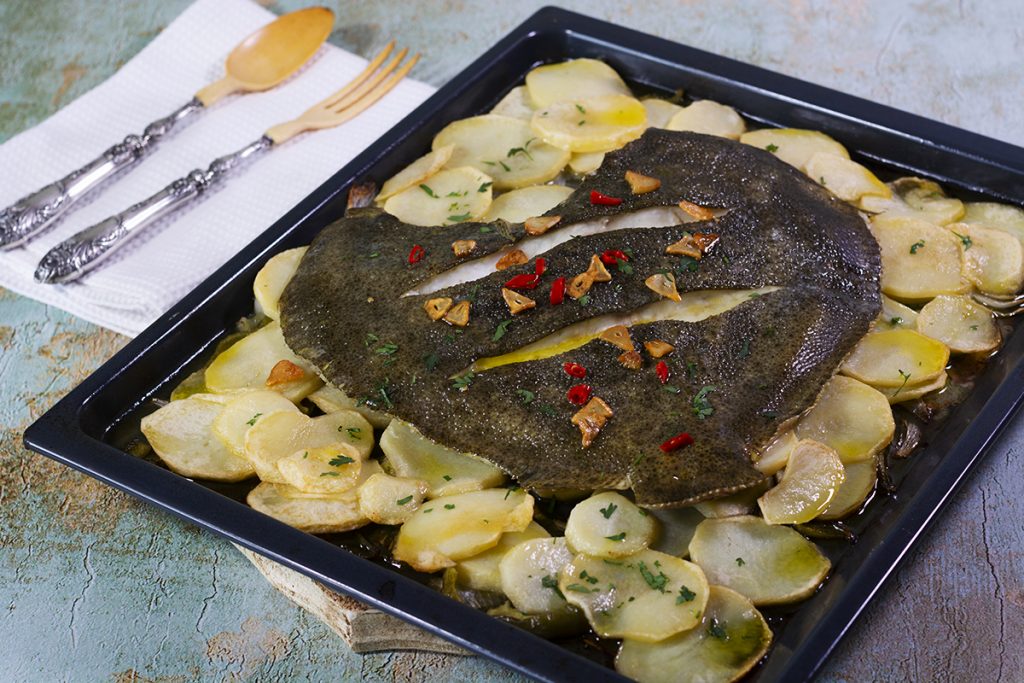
[405,205,728,297]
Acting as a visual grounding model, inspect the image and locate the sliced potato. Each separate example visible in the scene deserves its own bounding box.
[254,247,307,321]
[649,506,705,557]
[738,128,848,170]
[531,94,647,153]
[841,329,950,388]
[820,459,876,520]
[757,440,845,525]
[869,215,967,301]
[565,492,658,558]
[307,383,391,429]
[247,481,367,534]
[879,371,948,404]
[211,389,299,458]
[356,472,429,525]
[641,98,683,129]
[276,443,363,494]
[892,177,964,225]
[525,58,632,108]
[753,430,798,475]
[916,294,1000,354]
[949,222,1024,296]
[880,294,919,329]
[795,376,895,463]
[434,115,569,191]
[383,166,494,225]
[392,488,535,572]
[243,410,373,483]
[376,144,455,202]
[379,420,505,497]
[804,152,890,202]
[499,537,577,616]
[489,85,535,120]
[481,184,573,223]
[458,521,550,593]
[688,516,830,606]
[963,201,1024,246]
[693,482,769,519]
[204,321,322,402]
[666,100,745,140]
[615,585,772,683]
[568,151,604,175]
[141,394,255,482]
[559,549,710,642]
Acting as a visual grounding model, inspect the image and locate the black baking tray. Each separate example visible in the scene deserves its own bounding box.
[24,7,1024,682]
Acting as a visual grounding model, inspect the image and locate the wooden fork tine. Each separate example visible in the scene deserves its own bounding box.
[325,47,408,112]
[319,53,420,127]
[302,40,394,116]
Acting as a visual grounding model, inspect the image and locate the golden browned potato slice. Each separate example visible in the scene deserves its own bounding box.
[666,100,745,140]
[141,394,255,482]
[532,94,647,153]
[757,440,845,525]
[841,329,950,388]
[243,410,373,483]
[641,98,683,129]
[565,492,658,558]
[879,294,919,329]
[878,371,948,404]
[820,459,877,520]
[204,321,323,402]
[795,376,895,463]
[307,383,391,429]
[738,128,848,170]
[525,58,632,108]
[615,586,772,683]
[481,184,573,223]
[499,536,578,616]
[892,177,965,225]
[949,223,1024,296]
[753,430,798,475]
[804,153,890,203]
[212,389,299,458]
[356,472,429,525]
[376,145,455,202]
[247,481,368,534]
[458,521,550,592]
[963,201,1024,246]
[567,151,605,175]
[559,549,710,642]
[383,166,494,225]
[433,115,570,191]
[693,482,769,519]
[392,488,535,572]
[489,85,535,120]
[916,294,1000,354]
[254,247,308,320]
[869,215,967,301]
[688,516,830,606]
[276,443,363,494]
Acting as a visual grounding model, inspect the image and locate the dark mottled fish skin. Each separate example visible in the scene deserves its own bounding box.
[279,129,881,507]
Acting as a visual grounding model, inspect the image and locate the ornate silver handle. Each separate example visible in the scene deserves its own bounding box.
[0,99,204,251]
[35,136,272,284]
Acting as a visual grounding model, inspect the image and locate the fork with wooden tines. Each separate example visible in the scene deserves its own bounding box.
[35,43,418,284]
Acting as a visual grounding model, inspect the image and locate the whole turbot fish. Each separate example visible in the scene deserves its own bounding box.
[279,129,881,507]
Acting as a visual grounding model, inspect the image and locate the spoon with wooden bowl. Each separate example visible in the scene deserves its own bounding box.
[0,6,335,250]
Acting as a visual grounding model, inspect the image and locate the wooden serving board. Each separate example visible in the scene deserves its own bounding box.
[234,545,467,655]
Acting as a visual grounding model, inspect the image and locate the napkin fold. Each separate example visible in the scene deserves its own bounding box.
[0,0,434,336]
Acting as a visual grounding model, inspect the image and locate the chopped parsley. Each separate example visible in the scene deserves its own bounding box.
[910,240,925,254]
[676,585,697,604]
[329,454,355,467]
[452,371,475,391]
[493,319,514,342]
[707,618,728,639]
[578,294,591,306]
[540,575,564,599]
[376,342,399,356]
[893,369,912,398]
[692,385,717,420]
[506,138,535,161]
[616,260,633,275]
[565,583,595,593]
[579,570,599,585]
[345,427,362,440]
[419,184,438,198]
[575,104,586,114]
[245,413,263,426]
[446,190,468,198]
[444,503,456,510]
[951,231,972,249]
[765,143,779,153]
[448,212,472,223]
[662,384,682,395]
[423,353,440,371]
[367,251,381,259]
[442,474,452,481]
[890,316,904,327]
[738,338,751,358]
[423,508,433,513]
[516,388,536,404]
[504,487,521,500]
[736,557,746,566]
[479,225,493,234]
[605,532,627,542]
[478,181,493,193]
[599,502,618,519]
[970,324,979,331]
[676,256,700,273]
[686,361,698,380]
[637,561,669,593]
[365,332,380,347]
[396,495,413,506]
[320,471,341,477]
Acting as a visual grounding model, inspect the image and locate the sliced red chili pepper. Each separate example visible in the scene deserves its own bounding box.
[563,362,587,379]
[656,361,669,384]
[504,273,541,290]
[590,190,623,206]
[535,257,547,275]
[550,276,566,305]
[600,249,630,266]
[566,384,592,405]
[660,432,694,453]
[408,244,425,264]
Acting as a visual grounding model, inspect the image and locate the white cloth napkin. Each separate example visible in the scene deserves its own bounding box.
[0,0,434,336]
